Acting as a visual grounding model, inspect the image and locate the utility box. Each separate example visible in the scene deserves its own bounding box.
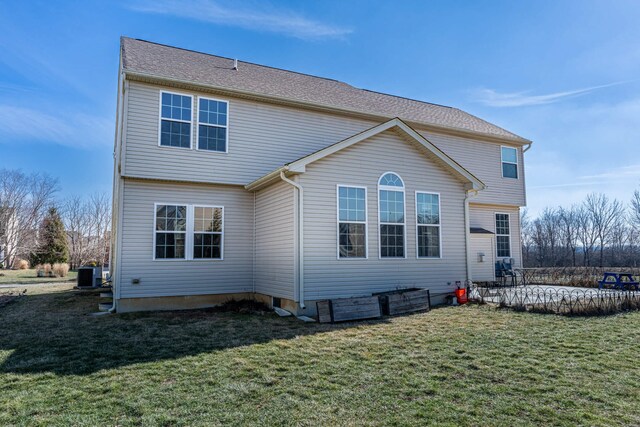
[77,266,103,288]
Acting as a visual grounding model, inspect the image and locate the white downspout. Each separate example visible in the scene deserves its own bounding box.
[280,171,305,309]
[464,189,478,285]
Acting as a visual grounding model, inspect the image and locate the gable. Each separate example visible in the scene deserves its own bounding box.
[246,118,485,192]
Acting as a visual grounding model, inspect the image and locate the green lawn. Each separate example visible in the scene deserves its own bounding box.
[0,269,77,285]
[0,284,638,426]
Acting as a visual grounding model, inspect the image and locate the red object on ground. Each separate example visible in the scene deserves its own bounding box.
[455,288,468,305]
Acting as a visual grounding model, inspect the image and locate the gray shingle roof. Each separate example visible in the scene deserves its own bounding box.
[121,37,529,143]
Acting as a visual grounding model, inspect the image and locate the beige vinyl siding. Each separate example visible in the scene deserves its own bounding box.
[123,81,526,207]
[255,181,295,299]
[299,128,468,301]
[470,235,496,282]
[420,131,526,206]
[469,204,522,268]
[124,81,375,185]
[118,179,253,298]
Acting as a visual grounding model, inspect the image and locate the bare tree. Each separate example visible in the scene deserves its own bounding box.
[0,170,59,268]
[584,193,624,267]
[558,206,580,266]
[61,193,111,268]
[576,205,597,266]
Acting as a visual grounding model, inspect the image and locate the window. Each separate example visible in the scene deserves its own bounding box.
[155,205,187,259]
[416,192,441,258]
[501,146,518,178]
[154,204,224,260]
[198,97,229,152]
[193,207,223,259]
[337,186,367,258]
[378,173,405,258]
[160,92,192,148]
[495,213,511,258]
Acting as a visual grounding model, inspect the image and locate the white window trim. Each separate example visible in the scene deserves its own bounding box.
[336,184,368,260]
[158,91,194,150]
[153,203,224,261]
[501,146,518,179]
[415,191,443,259]
[495,211,511,259]
[377,172,407,260]
[195,95,230,154]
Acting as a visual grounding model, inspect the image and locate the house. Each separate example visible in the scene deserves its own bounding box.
[110,37,530,314]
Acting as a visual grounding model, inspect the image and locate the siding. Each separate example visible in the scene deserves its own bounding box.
[470,235,496,282]
[299,128,468,301]
[119,179,253,298]
[469,204,522,268]
[419,131,526,206]
[123,81,526,207]
[255,181,295,299]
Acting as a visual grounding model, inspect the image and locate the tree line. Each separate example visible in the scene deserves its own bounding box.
[0,169,110,269]
[521,190,640,268]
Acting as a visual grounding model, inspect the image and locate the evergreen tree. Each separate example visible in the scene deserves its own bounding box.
[34,207,69,265]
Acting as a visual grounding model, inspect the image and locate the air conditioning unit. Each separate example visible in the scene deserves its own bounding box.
[77,266,104,288]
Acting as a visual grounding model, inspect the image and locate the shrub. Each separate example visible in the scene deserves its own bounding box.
[14,259,29,270]
[52,263,69,278]
[43,263,53,277]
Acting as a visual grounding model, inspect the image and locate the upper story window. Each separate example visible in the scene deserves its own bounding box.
[198,97,228,152]
[416,192,441,258]
[501,146,518,179]
[378,173,405,258]
[337,185,367,259]
[495,213,511,258]
[160,92,192,149]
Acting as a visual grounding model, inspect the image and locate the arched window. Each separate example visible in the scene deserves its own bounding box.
[378,173,405,258]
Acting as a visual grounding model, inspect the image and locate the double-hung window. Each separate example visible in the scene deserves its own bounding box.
[154,204,224,260]
[160,92,192,148]
[198,97,228,152]
[337,186,367,258]
[193,206,223,259]
[378,173,405,258]
[416,192,441,258]
[495,213,511,258]
[501,146,518,179]
[155,205,187,259]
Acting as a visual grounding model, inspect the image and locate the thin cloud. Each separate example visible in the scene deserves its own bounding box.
[129,0,352,40]
[472,82,627,107]
[0,105,112,148]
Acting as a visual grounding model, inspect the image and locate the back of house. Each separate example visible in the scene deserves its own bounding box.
[110,37,530,314]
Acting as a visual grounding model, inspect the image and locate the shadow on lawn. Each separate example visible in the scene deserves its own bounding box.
[0,287,390,376]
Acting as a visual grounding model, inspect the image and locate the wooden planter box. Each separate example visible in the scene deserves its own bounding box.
[317,289,430,322]
[377,288,431,316]
[316,296,382,323]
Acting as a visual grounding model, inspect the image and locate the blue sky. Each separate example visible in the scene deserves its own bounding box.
[1,0,639,216]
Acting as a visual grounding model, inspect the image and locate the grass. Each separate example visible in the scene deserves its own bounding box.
[0,284,638,426]
[0,268,77,285]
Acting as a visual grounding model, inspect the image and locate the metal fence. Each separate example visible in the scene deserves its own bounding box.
[470,284,640,316]
[517,267,640,288]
